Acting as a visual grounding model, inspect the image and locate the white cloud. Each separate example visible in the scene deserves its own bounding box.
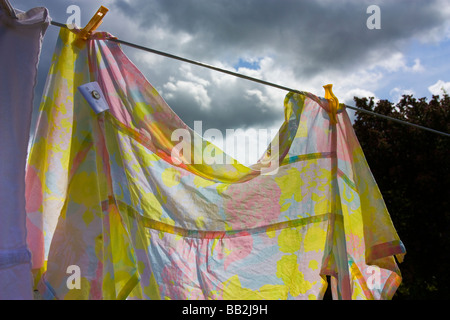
[415,0,450,43]
[428,80,450,96]
[389,87,415,103]
[182,70,211,88]
[376,52,408,73]
[367,52,425,74]
[245,89,270,107]
[411,59,425,73]
[341,88,378,106]
[163,79,212,110]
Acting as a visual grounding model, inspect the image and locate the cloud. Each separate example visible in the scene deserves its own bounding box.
[109,0,449,74]
[428,80,450,96]
[163,77,212,111]
[342,88,378,105]
[414,0,450,43]
[411,59,425,73]
[389,87,416,103]
[106,0,449,125]
[364,50,425,74]
[15,0,450,142]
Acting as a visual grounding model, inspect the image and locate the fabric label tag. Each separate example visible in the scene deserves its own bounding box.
[78,81,110,114]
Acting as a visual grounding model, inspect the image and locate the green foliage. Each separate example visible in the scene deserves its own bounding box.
[352,94,450,300]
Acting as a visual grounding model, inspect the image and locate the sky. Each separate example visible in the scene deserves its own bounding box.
[13,0,450,164]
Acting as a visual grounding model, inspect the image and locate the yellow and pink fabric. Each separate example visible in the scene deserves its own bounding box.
[26,28,405,300]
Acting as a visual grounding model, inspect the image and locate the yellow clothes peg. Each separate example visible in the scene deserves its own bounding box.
[323,84,339,124]
[73,6,108,47]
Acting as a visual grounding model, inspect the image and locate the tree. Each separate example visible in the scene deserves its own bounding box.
[352,93,450,300]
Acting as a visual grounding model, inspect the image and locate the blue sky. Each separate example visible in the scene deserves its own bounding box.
[234,58,263,71]
[13,0,450,163]
[370,38,450,102]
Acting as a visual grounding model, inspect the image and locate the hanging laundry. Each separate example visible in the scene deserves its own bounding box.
[0,4,50,299]
[26,27,405,300]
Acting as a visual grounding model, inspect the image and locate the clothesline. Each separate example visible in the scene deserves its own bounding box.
[50,20,450,138]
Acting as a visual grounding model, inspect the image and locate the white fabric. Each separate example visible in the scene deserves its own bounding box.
[0,5,50,299]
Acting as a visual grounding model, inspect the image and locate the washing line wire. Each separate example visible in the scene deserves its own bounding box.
[50,20,450,138]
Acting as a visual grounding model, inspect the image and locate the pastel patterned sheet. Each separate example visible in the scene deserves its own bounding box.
[26,28,405,300]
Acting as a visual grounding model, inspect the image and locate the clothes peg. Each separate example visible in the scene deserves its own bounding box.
[73,6,108,47]
[323,84,339,124]
[0,0,18,19]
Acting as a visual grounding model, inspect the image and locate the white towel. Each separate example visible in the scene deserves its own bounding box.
[0,4,50,300]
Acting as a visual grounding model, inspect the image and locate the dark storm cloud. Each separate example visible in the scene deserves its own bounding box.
[13,0,450,137]
[108,0,450,132]
[111,0,448,75]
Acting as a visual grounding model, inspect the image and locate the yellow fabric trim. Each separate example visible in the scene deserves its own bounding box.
[116,272,140,300]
